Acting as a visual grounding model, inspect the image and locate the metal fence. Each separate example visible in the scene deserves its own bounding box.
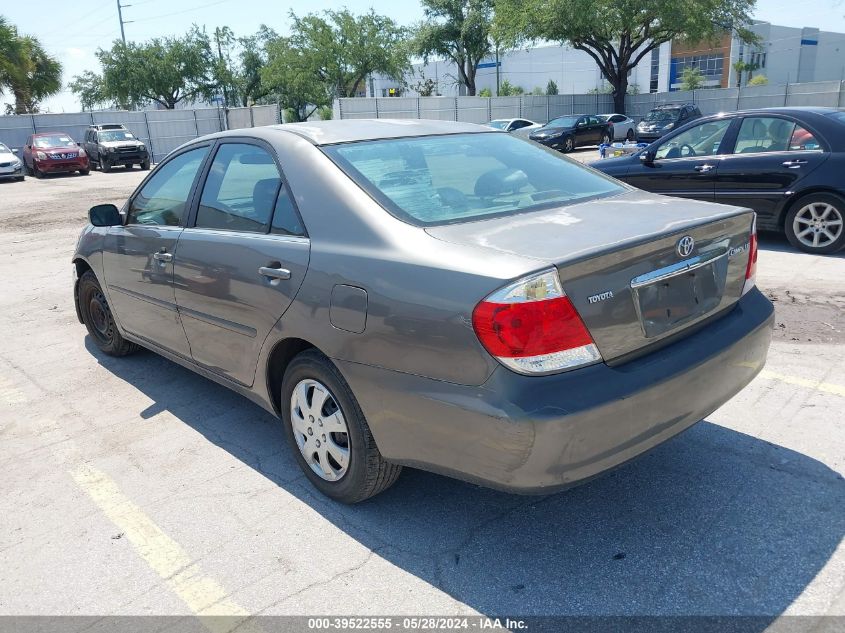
[336,80,845,124]
[0,104,281,163]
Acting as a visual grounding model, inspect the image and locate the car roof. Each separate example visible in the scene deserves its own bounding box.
[700,106,840,119]
[271,119,493,146]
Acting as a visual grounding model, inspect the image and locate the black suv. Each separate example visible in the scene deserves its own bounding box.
[635,103,702,143]
[82,124,150,172]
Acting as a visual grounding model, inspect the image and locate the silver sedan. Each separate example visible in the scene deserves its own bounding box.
[72,120,773,502]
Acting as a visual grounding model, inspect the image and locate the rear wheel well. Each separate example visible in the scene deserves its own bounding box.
[267,338,316,416]
[779,188,845,228]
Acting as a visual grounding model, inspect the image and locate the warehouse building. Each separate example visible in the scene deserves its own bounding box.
[370,20,845,98]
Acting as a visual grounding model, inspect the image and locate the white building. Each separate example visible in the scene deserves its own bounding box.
[368,19,845,99]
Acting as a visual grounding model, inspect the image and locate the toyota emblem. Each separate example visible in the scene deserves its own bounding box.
[677,235,695,258]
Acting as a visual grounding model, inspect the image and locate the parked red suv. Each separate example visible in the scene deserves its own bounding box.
[23,132,90,178]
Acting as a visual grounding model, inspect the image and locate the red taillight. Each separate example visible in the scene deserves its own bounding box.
[743,215,758,295]
[472,269,602,374]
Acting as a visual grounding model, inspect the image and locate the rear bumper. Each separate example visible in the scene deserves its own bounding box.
[337,288,774,493]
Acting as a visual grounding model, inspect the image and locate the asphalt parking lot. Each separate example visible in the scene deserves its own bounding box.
[0,166,843,628]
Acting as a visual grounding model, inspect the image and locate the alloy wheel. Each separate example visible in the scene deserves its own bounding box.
[564,137,574,152]
[290,379,350,481]
[793,202,843,250]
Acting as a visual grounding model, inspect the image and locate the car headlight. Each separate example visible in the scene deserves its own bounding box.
[78,148,87,157]
[12,159,22,168]
[109,147,117,153]
[36,151,47,160]
[663,123,674,130]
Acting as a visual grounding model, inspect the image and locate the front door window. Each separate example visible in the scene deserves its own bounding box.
[655,119,732,160]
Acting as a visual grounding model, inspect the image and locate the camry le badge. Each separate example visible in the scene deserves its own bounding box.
[677,235,695,258]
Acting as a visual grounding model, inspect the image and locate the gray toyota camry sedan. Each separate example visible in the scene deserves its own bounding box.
[73,120,774,503]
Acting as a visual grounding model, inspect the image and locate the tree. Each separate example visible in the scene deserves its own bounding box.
[747,73,768,86]
[96,26,216,109]
[412,75,438,96]
[680,66,705,91]
[498,79,523,95]
[546,79,558,95]
[494,0,757,113]
[68,71,108,111]
[733,59,759,87]
[0,19,62,114]
[289,9,408,99]
[414,0,496,96]
[262,36,333,121]
[212,25,277,108]
[478,87,493,97]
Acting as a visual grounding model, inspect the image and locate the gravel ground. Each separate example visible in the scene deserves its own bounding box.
[0,167,843,628]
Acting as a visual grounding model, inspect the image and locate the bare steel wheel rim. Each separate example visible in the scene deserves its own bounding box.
[290,378,350,482]
[86,288,113,343]
[793,202,843,249]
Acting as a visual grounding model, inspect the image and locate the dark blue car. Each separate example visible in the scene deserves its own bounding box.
[593,107,845,254]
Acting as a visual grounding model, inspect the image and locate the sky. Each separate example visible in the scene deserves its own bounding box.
[3,0,845,112]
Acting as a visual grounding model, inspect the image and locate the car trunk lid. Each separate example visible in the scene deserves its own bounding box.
[426,190,755,363]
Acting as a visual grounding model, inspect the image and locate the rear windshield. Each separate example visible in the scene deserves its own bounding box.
[486,120,508,129]
[325,132,624,226]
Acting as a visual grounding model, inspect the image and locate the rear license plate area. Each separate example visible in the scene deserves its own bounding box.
[633,256,727,338]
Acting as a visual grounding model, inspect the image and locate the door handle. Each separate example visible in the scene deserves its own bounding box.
[694,164,715,173]
[153,251,172,262]
[258,266,291,280]
[782,159,808,168]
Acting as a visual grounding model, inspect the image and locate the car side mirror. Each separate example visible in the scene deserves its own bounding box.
[640,149,656,165]
[11,149,18,155]
[89,204,122,227]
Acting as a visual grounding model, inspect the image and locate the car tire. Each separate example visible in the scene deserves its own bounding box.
[101,157,112,173]
[562,136,575,153]
[600,132,612,146]
[784,193,845,254]
[141,159,150,170]
[281,349,402,503]
[79,169,90,175]
[626,129,635,142]
[16,176,24,182]
[24,162,33,176]
[77,270,140,357]
[33,164,43,178]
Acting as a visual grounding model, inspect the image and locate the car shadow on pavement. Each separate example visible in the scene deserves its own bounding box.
[87,338,845,621]
[758,231,845,258]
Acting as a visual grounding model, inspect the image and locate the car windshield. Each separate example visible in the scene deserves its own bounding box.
[325,132,624,226]
[0,143,10,153]
[644,109,679,123]
[33,135,75,148]
[100,130,136,142]
[545,116,579,128]
[487,121,508,130]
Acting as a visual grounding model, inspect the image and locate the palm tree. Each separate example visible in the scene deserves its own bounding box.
[0,18,62,114]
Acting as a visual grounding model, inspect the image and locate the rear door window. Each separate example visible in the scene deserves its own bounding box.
[732,117,821,154]
[195,143,282,233]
